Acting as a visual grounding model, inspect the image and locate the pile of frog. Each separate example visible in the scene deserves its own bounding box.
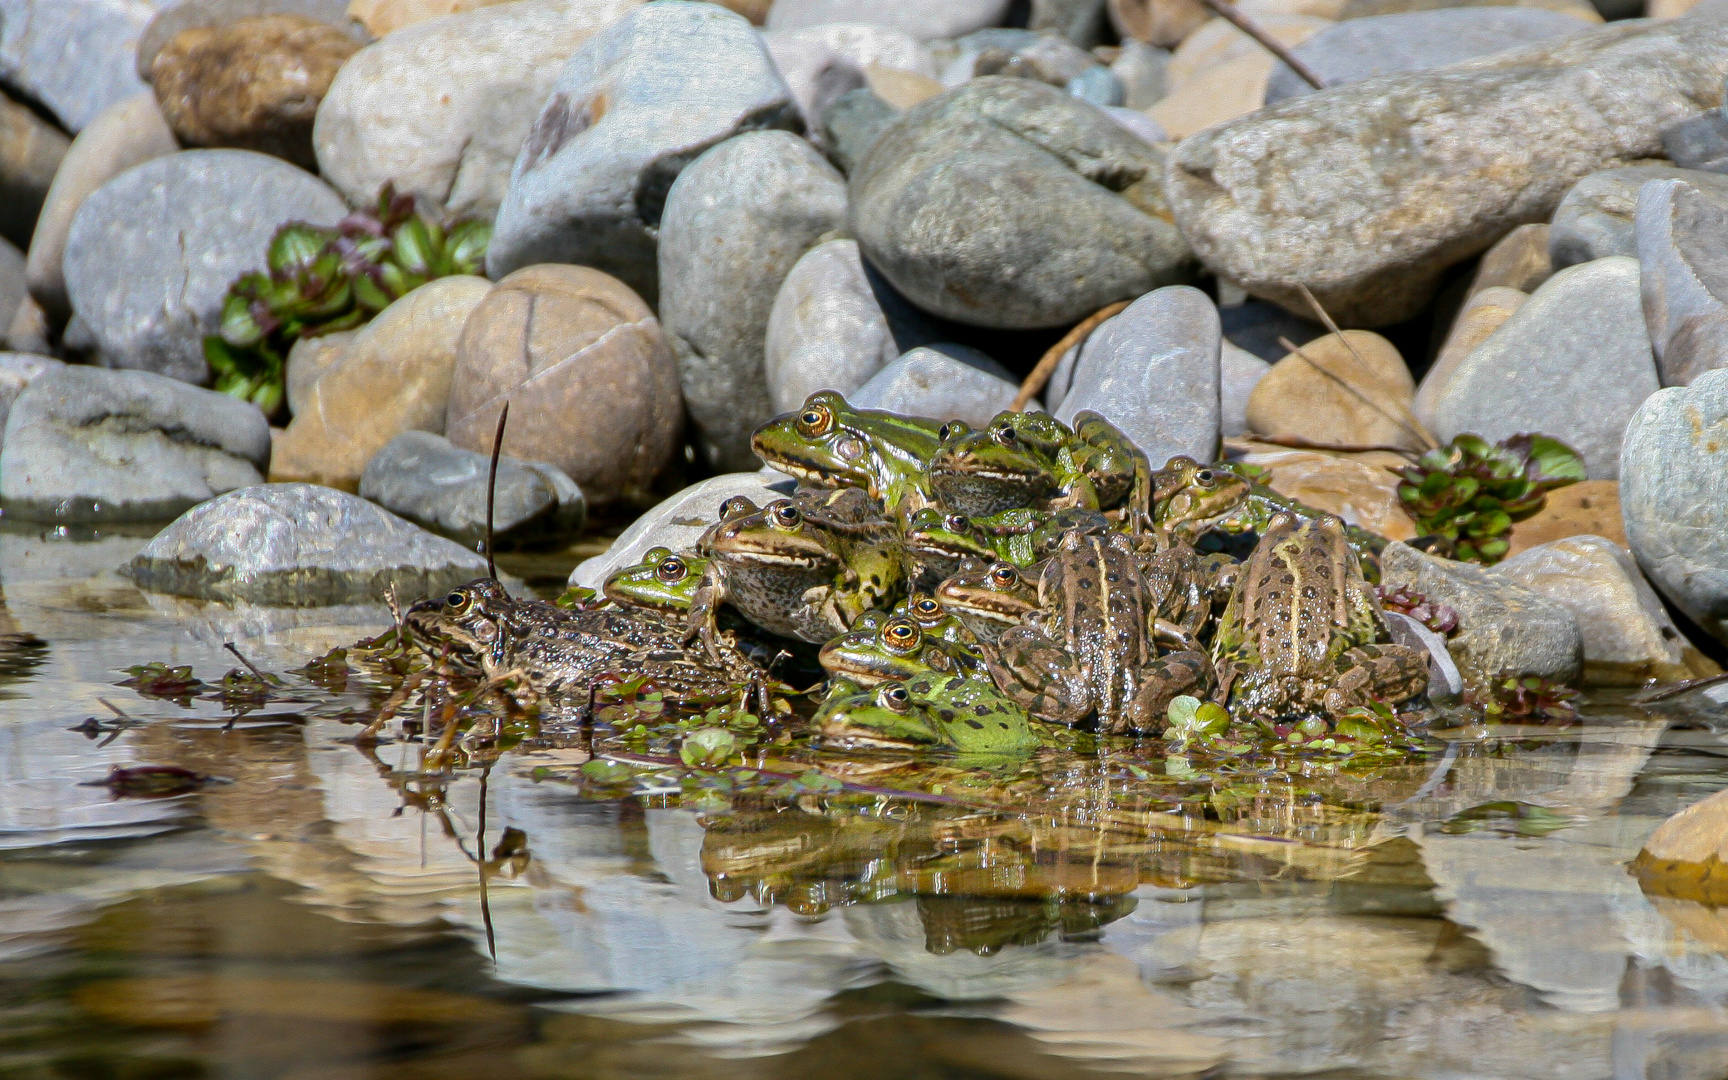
[399,391,1438,761]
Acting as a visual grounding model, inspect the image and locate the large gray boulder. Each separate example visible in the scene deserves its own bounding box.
[359,431,586,548]
[850,345,1019,427]
[658,131,847,472]
[62,149,347,384]
[1264,8,1589,106]
[1635,178,1728,388]
[1550,165,1728,270]
[850,77,1192,330]
[485,1,799,305]
[125,483,486,606]
[1167,19,1728,328]
[0,0,160,132]
[1427,257,1657,480]
[0,366,270,523]
[1620,368,1728,645]
[1053,285,1220,470]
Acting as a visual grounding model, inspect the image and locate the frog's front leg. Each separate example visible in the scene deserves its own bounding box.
[1124,650,1214,735]
[1225,666,1301,725]
[1322,644,1429,718]
[684,564,730,663]
[983,626,1093,726]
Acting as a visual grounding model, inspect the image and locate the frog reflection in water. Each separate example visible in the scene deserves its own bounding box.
[750,391,943,521]
[1211,513,1428,722]
[816,675,1040,754]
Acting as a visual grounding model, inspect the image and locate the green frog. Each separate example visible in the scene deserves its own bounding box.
[934,560,1044,646]
[899,592,974,645]
[928,411,1144,521]
[819,613,987,686]
[815,675,1040,754]
[1210,513,1428,723]
[1153,456,1387,580]
[602,546,704,613]
[974,529,1213,736]
[751,391,943,521]
[903,506,1109,589]
[687,490,905,655]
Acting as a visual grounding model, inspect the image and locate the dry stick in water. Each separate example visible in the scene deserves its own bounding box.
[1193,0,1326,90]
[1010,300,1129,412]
[1296,283,1438,451]
[485,401,510,580]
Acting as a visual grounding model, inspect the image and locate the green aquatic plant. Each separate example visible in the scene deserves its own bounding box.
[204,183,491,418]
[118,662,206,706]
[1470,674,1580,723]
[1395,433,1585,564]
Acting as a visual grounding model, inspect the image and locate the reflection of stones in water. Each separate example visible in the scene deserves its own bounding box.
[916,893,1137,956]
[0,584,47,690]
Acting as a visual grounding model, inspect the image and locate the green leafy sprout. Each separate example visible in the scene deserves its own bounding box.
[1396,433,1585,564]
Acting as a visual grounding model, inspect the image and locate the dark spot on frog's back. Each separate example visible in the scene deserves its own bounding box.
[964,718,984,729]
[946,677,965,691]
[973,704,993,716]
[520,91,605,173]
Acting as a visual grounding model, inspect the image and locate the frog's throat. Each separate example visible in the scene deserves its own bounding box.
[818,720,932,749]
[711,536,836,569]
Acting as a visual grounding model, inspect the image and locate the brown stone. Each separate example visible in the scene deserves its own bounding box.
[0,94,68,249]
[1467,222,1553,297]
[1245,330,1425,450]
[1165,15,1331,90]
[284,329,355,417]
[866,64,943,110]
[1236,448,1418,540]
[445,265,683,508]
[1502,479,1627,556]
[1109,0,1212,47]
[1634,787,1728,907]
[1150,54,1277,140]
[269,276,492,489]
[151,14,359,171]
[1414,285,1527,430]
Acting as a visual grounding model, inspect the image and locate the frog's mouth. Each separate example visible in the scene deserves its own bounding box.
[817,716,930,750]
[711,531,838,570]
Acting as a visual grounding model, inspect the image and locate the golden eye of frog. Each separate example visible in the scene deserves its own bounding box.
[1210,513,1427,723]
[815,675,1039,754]
[603,546,705,613]
[819,614,987,686]
[750,391,942,521]
[934,560,1042,646]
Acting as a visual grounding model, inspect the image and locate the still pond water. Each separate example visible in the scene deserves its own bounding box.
[6,527,1728,1079]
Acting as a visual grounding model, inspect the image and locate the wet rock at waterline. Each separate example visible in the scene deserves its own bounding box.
[1635,178,1728,388]
[359,431,585,548]
[125,483,486,606]
[568,472,792,590]
[659,131,848,472]
[1496,535,1715,685]
[1550,166,1728,270]
[269,277,493,491]
[1054,285,1220,469]
[445,265,682,508]
[1620,368,1728,647]
[485,1,799,304]
[1379,542,1583,686]
[849,77,1192,330]
[147,13,358,172]
[312,0,640,222]
[24,94,177,322]
[0,367,271,523]
[62,148,347,385]
[850,345,1020,427]
[1262,8,1592,106]
[1427,257,1657,480]
[763,238,941,415]
[1166,19,1728,327]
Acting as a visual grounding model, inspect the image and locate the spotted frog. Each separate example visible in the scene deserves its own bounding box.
[928,410,1145,520]
[820,614,987,686]
[934,560,1044,646]
[903,506,1109,590]
[815,675,1040,754]
[1210,513,1428,722]
[751,391,943,521]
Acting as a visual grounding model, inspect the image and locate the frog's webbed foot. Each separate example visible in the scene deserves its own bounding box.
[684,570,728,664]
[1152,617,1200,653]
[1126,651,1214,735]
[1323,644,1429,718]
[985,626,1092,726]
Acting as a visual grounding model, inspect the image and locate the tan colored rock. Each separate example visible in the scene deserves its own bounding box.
[1236,448,1418,540]
[1165,14,1331,90]
[269,277,492,490]
[1495,534,1718,684]
[445,265,682,508]
[712,0,774,23]
[865,63,944,110]
[151,14,358,171]
[1635,786,1728,905]
[284,329,355,417]
[1342,0,1600,19]
[1150,53,1276,140]
[346,0,518,35]
[0,94,69,249]
[1108,0,1211,48]
[1246,329,1424,450]
[26,94,178,322]
[1467,222,1553,297]
[1414,286,1527,430]
[1648,0,1702,16]
[1502,479,1627,556]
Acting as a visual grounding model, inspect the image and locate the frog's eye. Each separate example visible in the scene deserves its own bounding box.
[944,513,969,531]
[911,595,942,619]
[718,496,755,520]
[988,564,1019,588]
[797,403,834,437]
[883,619,921,650]
[446,590,471,613]
[771,502,802,528]
[656,555,688,582]
[878,684,911,712]
[993,424,1018,445]
[1194,468,1217,487]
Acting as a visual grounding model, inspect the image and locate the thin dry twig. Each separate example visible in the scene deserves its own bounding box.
[1011,300,1129,412]
[1192,0,1326,89]
[1295,284,1438,451]
[1277,335,1432,451]
[1239,432,1423,457]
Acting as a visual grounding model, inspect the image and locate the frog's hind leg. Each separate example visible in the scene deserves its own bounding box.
[1322,644,1429,718]
[684,566,730,663]
[984,626,1093,726]
[1127,651,1215,736]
